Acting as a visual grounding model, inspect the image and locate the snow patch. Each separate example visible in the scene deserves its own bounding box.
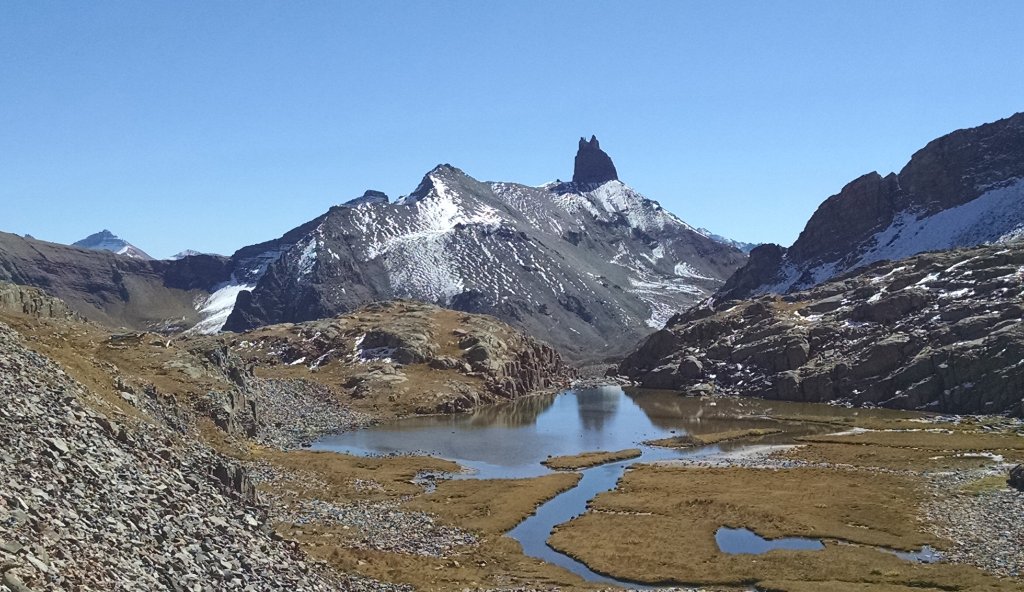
[674,262,713,280]
[856,178,1024,268]
[189,282,255,334]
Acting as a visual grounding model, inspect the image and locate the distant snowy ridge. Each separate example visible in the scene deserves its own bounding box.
[72,230,152,260]
[717,112,1024,301]
[749,177,1024,297]
[696,228,758,253]
[170,249,218,260]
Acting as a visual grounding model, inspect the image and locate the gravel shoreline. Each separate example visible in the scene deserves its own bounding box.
[924,466,1024,578]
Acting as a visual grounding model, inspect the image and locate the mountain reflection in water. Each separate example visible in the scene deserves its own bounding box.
[314,386,795,479]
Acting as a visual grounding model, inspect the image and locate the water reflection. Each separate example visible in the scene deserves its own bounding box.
[317,386,702,479]
[576,386,620,432]
[715,527,824,554]
[464,391,557,428]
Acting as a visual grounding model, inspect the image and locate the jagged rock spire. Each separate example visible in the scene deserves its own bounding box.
[572,135,618,184]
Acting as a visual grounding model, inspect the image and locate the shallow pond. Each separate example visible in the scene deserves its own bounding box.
[313,387,916,586]
[716,527,825,554]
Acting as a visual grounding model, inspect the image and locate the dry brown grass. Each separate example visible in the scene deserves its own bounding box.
[757,581,956,592]
[288,530,598,592]
[781,442,1024,470]
[264,454,596,591]
[799,430,1024,451]
[548,464,1016,590]
[404,473,581,533]
[253,448,459,502]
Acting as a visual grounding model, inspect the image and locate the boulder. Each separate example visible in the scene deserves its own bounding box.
[1009,465,1024,491]
[677,356,704,380]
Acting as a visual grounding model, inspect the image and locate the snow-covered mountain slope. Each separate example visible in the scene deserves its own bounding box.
[719,111,1024,301]
[73,230,152,260]
[218,140,747,362]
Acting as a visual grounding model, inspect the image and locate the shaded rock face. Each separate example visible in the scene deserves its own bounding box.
[622,242,1024,416]
[1010,465,1024,491]
[720,112,1024,300]
[572,135,619,184]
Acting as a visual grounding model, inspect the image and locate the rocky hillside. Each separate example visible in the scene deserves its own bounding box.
[206,299,575,418]
[0,286,578,590]
[0,231,233,331]
[618,241,1024,415]
[720,112,1024,300]
[0,318,401,591]
[221,137,745,362]
[0,282,82,321]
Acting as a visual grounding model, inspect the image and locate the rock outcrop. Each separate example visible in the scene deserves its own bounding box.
[217,300,576,417]
[620,242,1024,415]
[0,282,82,321]
[1009,465,1024,491]
[342,190,390,207]
[572,135,618,184]
[719,112,1024,300]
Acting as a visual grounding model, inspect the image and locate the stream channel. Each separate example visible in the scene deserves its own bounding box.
[314,386,930,587]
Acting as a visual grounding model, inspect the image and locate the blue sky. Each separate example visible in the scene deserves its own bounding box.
[3,2,1023,259]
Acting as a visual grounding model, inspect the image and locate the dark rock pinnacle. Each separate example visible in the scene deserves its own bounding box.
[572,135,618,184]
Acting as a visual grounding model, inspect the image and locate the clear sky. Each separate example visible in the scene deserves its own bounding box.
[3,2,1023,259]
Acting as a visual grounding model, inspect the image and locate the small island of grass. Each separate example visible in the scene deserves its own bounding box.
[646,428,782,449]
[542,448,643,470]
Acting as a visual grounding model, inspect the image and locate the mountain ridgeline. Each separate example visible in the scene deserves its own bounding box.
[222,138,746,361]
[0,138,747,362]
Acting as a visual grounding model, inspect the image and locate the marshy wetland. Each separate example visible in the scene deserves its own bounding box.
[279,387,1024,591]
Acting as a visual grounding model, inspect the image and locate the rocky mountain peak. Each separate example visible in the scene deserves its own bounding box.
[342,189,390,207]
[572,135,619,184]
[72,229,152,260]
[398,164,472,204]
